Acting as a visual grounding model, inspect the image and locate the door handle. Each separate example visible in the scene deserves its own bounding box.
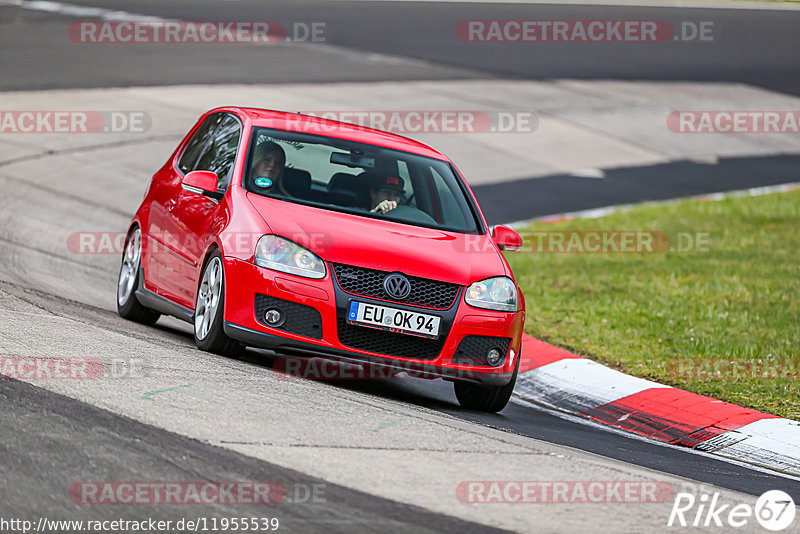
[167,199,177,211]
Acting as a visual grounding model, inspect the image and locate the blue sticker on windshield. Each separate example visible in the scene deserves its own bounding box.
[254,177,272,189]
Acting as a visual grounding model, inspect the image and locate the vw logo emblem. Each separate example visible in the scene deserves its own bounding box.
[383,273,411,300]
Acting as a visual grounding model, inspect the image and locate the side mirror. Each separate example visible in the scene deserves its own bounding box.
[491,225,523,252]
[182,170,222,200]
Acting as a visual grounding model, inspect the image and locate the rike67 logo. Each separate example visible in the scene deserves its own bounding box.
[668,490,796,531]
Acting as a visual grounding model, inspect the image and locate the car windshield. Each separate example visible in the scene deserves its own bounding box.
[243,127,481,233]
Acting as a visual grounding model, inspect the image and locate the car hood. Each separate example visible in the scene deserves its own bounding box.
[246,193,508,285]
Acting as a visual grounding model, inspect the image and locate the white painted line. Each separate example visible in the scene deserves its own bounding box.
[569,167,606,179]
[515,358,669,413]
[19,0,168,21]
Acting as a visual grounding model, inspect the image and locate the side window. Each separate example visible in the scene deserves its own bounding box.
[177,113,224,174]
[194,116,242,190]
[430,166,468,229]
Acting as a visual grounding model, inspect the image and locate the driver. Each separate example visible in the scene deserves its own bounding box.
[250,141,288,195]
[369,174,405,214]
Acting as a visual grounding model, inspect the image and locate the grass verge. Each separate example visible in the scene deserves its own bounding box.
[506,188,800,420]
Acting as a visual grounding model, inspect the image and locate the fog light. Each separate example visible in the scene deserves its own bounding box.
[265,308,284,326]
[486,347,502,366]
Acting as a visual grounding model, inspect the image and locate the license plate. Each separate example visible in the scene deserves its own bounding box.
[347,301,440,339]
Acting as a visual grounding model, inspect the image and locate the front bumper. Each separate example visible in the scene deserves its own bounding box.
[222,257,524,386]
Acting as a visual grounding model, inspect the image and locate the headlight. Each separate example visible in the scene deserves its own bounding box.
[465,277,517,312]
[254,235,326,279]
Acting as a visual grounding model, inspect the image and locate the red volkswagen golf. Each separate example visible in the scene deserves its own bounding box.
[117,107,525,412]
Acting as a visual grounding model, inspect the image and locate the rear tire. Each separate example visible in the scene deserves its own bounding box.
[454,353,519,413]
[117,227,160,326]
[194,251,244,357]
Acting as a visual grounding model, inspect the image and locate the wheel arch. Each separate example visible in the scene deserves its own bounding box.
[194,241,223,310]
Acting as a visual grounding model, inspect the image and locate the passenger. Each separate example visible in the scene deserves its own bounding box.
[368,174,405,214]
[250,141,288,195]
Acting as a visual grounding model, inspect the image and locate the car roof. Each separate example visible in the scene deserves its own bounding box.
[220,107,452,161]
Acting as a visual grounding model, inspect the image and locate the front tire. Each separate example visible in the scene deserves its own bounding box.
[194,252,243,356]
[117,227,160,325]
[454,353,519,413]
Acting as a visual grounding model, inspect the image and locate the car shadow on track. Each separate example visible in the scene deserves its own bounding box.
[244,348,463,410]
[147,316,517,418]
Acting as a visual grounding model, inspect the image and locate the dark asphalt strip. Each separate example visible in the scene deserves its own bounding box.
[325,378,800,500]
[0,376,509,534]
[472,154,800,225]
[2,1,799,95]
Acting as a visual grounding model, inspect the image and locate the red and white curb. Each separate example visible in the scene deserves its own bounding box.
[514,334,800,477]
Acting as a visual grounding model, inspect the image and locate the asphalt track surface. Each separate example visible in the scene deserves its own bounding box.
[2,0,800,95]
[2,0,800,530]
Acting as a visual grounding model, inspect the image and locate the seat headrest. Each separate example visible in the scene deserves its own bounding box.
[328,172,367,207]
[328,172,359,192]
[283,167,311,197]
